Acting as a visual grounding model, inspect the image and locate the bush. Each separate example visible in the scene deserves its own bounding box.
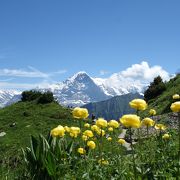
[37,91,54,104]
[21,90,42,102]
[21,90,55,104]
[144,76,166,102]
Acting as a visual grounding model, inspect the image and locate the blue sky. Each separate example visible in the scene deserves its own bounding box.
[0,0,179,89]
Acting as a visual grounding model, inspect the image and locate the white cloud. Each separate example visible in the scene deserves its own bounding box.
[0,67,67,78]
[121,61,170,81]
[0,66,67,90]
[0,78,15,82]
[0,68,49,78]
[51,69,67,75]
[100,70,110,76]
[0,82,39,89]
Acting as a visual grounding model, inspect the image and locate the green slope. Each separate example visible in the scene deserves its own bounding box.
[0,101,76,166]
[143,74,180,116]
[82,93,143,120]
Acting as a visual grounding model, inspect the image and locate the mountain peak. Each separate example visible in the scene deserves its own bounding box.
[67,71,90,82]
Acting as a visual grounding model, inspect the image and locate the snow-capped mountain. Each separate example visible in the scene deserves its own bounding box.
[0,71,149,107]
[93,73,148,96]
[0,90,21,108]
[38,71,111,106]
[36,71,148,106]
[0,61,171,107]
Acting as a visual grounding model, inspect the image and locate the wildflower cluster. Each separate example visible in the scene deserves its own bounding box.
[23,95,180,179]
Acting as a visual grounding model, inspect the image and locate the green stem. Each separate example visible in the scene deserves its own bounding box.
[146,126,149,137]
[178,112,180,176]
[129,128,137,180]
[100,130,103,161]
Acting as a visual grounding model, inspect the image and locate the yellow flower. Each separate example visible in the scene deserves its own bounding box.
[77,147,86,155]
[108,120,119,128]
[69,127,81,138]
[84,123,90,128]
[82,135,88,141]
[87,141,96,149]
[108,127,114,132]
[72,107,89,119]
[91,125,99,132]
[141,118,155,127]
[129,99,147,111]
[107,137,112,141]
[96,129,105,136]
[96,118,108,128]
[173,94,180,100]
[162,133,170,140]
[50,125,65,137]
[118,138,126,145]
[98,159,109,165]
[155,124,166,131]
[64,126,70,133]
[120,114,141,128]
[171,101,180,112]
[149,109,156,116]
[83,130,94,138]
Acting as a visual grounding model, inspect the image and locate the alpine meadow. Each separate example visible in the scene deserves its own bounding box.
[0,0,180,179]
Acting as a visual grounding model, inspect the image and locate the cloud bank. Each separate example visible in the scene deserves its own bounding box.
[120,61,170,82]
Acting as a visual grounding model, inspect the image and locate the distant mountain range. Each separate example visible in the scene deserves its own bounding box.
[82,92,143,120]
[0,71,147,108]
[0,90,21,108]
[36,71,147,106]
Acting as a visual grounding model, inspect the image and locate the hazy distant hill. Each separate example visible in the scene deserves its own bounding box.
[82,93,143,120]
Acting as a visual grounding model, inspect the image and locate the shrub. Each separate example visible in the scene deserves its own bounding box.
[37,91,54,104]
[21,90,42,102]
[21,90,55,104]
[144,76,166,102]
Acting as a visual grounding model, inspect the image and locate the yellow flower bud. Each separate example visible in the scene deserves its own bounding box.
[82,135,88,141]
[120,114,141,128]
[155,124,166,131]
[108,127,114,132]
[149,109,156,116]
[129,99,147,111]
[87,141,96,149]
[91,125,99,132]
[69,127,81,138]
[107,137,112,141]
[173,94,180,100]
[96,118,108,128]
[171,101,180,112]
[84,123,90,128]
[98,159,109,165]
[118,138,126,145]
[83,130,94,138]
[141,118,155,127]
[162,133,170,140]
[77,148,86,155]
[64,126,70,133]
[96,129,105,136]
[50,125,65,137]
[72,107,89,119]
[108,120,119,128]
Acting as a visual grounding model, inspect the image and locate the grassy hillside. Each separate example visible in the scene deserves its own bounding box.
[142,74,180,116]
[0,101,77,178]
[83,93,143,120]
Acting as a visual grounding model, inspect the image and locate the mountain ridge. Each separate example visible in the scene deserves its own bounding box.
[0,69,169,107]
[82,92,143,120]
